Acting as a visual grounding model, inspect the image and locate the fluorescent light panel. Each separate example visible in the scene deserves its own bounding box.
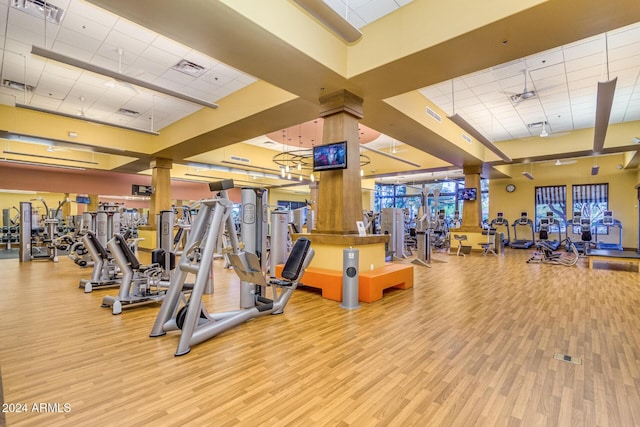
[593,78,617,153]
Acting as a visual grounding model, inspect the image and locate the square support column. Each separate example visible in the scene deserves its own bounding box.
[314,90,363,235]
[149,157,172,228]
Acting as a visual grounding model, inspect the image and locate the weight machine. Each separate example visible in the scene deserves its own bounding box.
[18,198,69,263]
[151,180,313,356]
[381,207,408,259]
[101,234,168,315]
[411,207,432,267]
[78,231,122,292]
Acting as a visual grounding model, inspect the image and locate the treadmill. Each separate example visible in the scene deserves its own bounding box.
[510,211,535,249]
[594,210,623,251]
[490,212,511,247]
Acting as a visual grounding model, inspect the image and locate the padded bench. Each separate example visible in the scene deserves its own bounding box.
[587,249,640,271]
[275,263,414,303]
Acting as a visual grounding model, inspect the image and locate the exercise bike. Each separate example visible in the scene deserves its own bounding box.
[526,237,579,266]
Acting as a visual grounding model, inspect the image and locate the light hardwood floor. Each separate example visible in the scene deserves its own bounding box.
[1,248,640,426]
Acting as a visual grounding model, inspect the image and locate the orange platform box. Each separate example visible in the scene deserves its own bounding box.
[275,263,413,303]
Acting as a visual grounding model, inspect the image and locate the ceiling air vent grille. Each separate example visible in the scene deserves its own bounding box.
[230,155,250,163]
[117,108,140,117]
[12,0,64,24]
[425,107,442,122]
[172,60,207,77]
[461,133,472,144]
[2,79,34,92]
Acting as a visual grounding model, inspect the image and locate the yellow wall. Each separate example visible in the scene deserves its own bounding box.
[0,191,79,224]
[489,155,639,249]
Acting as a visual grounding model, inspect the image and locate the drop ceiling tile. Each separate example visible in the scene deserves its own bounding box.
[525,48,564,70]
[461,71,495,88]
[609,42,640,62]
[141,44,181,69]
[529,63,566,81]
[159,69,195,86]
[491,59,526,79]
[608,23,640,48]
[61,10,112,41]
[353,0,398,24]
[567,75,599,91]
[563,36,604,61]
[66,0,117,28]
[103,30,149,56]
[565,54,604,74]
[29,93,63,110]
[0,5,7,34]
[112,18,156,45]
[470,81,503,96]
[55,27,102,54]
[151,35,191,59]
[42,61,82,81]
[50,39,93,62]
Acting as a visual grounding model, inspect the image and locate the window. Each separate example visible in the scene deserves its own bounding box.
[374,180,489,228]
[572,183,608,234]
[534,185,566,232]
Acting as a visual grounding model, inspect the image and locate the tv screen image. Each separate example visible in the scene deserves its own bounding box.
[457,188,477,201]
[313,141,347,171]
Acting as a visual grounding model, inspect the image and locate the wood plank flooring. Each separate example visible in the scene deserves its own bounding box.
[1,248,640,426]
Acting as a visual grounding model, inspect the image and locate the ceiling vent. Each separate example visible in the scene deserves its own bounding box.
[117,108,140,118]
[2,79,34,92]
[172,60,207,77]
[425,107,442,122]
[12,0,65,24]
[527,121,547,129]
[230,155,250,163]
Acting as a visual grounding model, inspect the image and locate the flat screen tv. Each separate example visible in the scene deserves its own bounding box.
[313,141,347,171]
[457,187,477,201]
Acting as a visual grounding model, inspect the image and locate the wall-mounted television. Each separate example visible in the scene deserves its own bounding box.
[132,184,153,196]
[456,187,477,201]
[313,141,347,171]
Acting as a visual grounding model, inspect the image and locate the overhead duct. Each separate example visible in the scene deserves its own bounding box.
[448,113,512,163]
[293,0,362,43]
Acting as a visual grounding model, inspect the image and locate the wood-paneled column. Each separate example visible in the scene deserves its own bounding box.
[314,90,363,235]
[461,165,482,230]
[149,158,172,228]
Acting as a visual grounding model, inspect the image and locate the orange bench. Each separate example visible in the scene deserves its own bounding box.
[275,263,413,303]
[359,263,413,303]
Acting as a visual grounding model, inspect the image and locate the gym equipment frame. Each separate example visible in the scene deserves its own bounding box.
[150,195,313,356]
